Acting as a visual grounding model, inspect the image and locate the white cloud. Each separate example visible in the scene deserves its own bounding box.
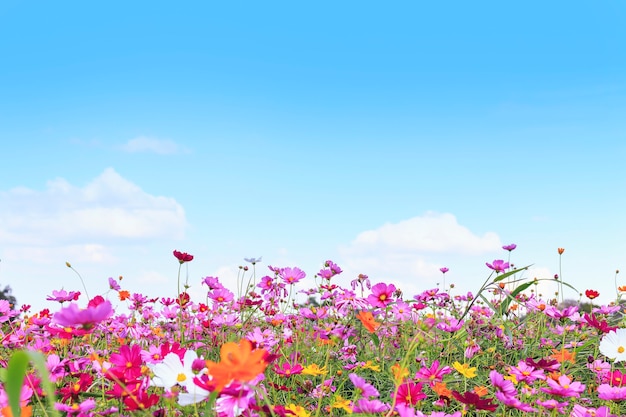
[337,212,504,298]
[348,212,501,255]
[0,167,187,248]
[120,137,188,155]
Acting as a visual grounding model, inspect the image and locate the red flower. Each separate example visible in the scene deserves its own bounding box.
[585,289,600,300]
[173,250,194,263]
[452,390,497,411]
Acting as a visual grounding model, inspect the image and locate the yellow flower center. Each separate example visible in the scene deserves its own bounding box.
[177,373,187,382]
[619,346,625,354]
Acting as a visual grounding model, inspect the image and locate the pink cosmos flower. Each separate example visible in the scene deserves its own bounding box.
[539,374,585,397]
[52,299,113,331]
[597,383,626,401]
[486,259,509,273]
[439,267,449,274]
[571,405,617,417]
[279,267,306,285]
[415,360,452,386]
[367,282,396,308]
[502,244,517,251]
[508,361,545,384]
[46,289,81,303]
[273,362,304,377]
[209,288,234,304]
[349,373,380,398]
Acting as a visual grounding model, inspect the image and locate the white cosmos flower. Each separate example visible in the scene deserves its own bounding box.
[150,350,203,390]
[599,328,626,362]
[244,256,262,264]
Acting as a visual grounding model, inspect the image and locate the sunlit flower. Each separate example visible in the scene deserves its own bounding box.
[205,338,270,392]
[367,282,396,308]
[599,329,626,362]
[302,364,327,376]
[356,310,380,333]
[280,267,306,285]
[453,361,477,378]
[151,350,203,390]
[285,403,311,417]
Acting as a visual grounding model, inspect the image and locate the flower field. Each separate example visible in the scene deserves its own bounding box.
[1,247,626,417]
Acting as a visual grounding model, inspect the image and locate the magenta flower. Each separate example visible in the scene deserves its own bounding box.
[349,373,380,398]
[597,383,626,401]
[539,374,585,397]
[415,360,452,386]
[52,299,113,330]
[209,288,235,304]
[274,362,304,377]
[394,381,426,406]
[439,267,449,274]
[502,243,517,251]
[571,405,617,417]
[46,289,81,303]
[280,267,306,285]
[486,259,509,273]
[367,282,396,308]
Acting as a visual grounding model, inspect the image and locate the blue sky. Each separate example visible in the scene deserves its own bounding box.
[1,1,625,312]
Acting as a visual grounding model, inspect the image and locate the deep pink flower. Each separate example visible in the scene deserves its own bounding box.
[173,250,194,263]
[439,267,449,274]
[502,244,517,251]
[273,362,304,377]
[415,360,452,386]
[452,390,497,411]
[394,381,426,406]
[486,259,509,273]
[108,344,144,383]
[367,282,396,308]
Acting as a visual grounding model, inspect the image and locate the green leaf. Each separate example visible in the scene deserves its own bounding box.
[499,282,533,315]
[371,332,380,347]
[6,351,28,417]
[5,350,60,417]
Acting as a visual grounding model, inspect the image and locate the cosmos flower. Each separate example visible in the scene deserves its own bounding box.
[502,244,517,251]
[367,282,396,308]
[599,329,626,362]
[52,298,113,331]
[173,250,194,263]
[486,259,510,273]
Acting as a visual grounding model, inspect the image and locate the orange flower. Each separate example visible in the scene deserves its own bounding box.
[2,406,32,417]
[473,386,488,397]
[558,248,565,255]
[356,310,380,333]
[551,348,576,364]
[118,290,130,301]
[205,339,269,392]
[391,363,409,385]
[432,381,451,398]
[618,285,626,292]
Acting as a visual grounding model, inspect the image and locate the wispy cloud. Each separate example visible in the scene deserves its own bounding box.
[120,137,189,155]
